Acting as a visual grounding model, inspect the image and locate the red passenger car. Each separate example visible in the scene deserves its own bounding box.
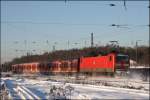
[12,53,129,76]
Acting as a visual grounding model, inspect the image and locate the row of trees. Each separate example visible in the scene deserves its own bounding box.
[1,45,149,72]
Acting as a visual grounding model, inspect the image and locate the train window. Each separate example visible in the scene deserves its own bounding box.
[29,65,31,71]
[109,56,112,61]
[116,55,129,62]
[32,64,35,71]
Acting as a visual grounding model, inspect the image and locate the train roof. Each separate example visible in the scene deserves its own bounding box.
[12,62,40,66]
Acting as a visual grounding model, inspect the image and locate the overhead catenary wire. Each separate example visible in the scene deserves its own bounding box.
[1,21,149,28]
[1,3,148,7]
[1,21,107,26]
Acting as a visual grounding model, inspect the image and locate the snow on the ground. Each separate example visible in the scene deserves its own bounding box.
[130,66,150,68]
[86,76,149,91]
[42,75,149,92]
[1,76,149,100]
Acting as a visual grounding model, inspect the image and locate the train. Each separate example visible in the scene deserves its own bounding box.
[12,53,130,76]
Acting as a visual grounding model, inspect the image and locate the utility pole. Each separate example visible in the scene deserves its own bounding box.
[46,40,50,53]
[24,40,27,56]
[14,41,19,58]
[84,40,87,48]
[91,33,94,47]
[32,41,36,55]
[67,40,70,60]
[53,45,55,51]
[53,42,57,52]
[67,40,70,50]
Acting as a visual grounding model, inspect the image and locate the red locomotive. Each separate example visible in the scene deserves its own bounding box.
[12,53,129,75]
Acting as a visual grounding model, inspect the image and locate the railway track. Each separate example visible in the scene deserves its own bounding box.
[3,78,41,100]
[2,76,149,99]
[12,74,149,87]
[15,85,41,99]
[41,75,149,91]
[6,73,149,97]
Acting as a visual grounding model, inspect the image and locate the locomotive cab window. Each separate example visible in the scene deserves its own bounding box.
[116,55,129,62]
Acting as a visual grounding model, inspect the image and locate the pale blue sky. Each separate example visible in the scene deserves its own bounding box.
[1,1,149,63]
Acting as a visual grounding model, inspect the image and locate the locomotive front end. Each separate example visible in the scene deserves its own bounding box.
[115,54,130,75]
